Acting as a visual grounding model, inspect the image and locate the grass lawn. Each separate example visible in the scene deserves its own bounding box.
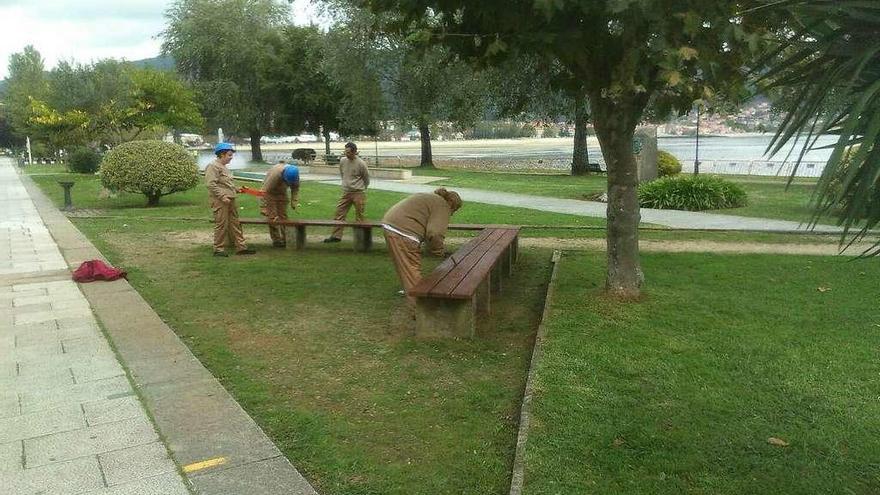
[523,252,880,494]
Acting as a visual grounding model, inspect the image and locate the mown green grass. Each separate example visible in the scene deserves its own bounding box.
[65,215,553,495]
[523,252,880,494]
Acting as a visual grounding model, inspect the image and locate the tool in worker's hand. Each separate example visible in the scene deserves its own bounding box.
[239,186,265,197]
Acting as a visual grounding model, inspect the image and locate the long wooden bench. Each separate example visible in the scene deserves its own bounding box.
[239,218,501,252]
[409,227,520,337]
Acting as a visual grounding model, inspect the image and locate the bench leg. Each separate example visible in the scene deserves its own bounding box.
[295,226,306,250]
[507,236,519,275]
[490,263,503,294]
[354,226,373,252]
[415,297,475,338]
[476,276,491,316]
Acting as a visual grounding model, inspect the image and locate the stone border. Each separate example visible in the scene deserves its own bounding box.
[19,173,318,495]
[508,250,562,495]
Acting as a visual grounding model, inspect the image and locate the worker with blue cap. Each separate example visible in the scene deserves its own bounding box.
[205,142,254,257]
[260,159,301,248]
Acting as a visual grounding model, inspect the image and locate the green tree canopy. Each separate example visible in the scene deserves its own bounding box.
[162,0,290,161]
[3,45,48,142]
[358,0,774,296]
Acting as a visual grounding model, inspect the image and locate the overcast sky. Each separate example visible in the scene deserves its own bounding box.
[0,0,325,80]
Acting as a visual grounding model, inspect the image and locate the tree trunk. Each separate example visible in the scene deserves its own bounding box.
[249,130,263,163]
[571,93,589,175]
[419,123,434,168]
[592,99,643,298]
[146,192,161,207]
[322,128,331,156]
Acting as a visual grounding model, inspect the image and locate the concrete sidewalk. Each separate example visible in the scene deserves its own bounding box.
[1,157,317,495]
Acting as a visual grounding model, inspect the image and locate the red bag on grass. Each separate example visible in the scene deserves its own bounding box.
[72,260,127,283]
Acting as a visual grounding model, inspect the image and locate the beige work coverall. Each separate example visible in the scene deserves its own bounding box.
[205,159,248,253]
[330,156,370,239]
[382,193,452,305]
[260,164,300,246]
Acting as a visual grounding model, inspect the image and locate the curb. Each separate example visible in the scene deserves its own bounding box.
[509,250,563,495]
[19,172,319,495]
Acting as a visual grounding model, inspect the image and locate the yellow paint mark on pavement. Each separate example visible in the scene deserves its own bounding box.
[182,457,227,473]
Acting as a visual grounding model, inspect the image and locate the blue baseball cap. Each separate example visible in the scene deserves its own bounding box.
[282,164,300,185]
[214,142,235,155]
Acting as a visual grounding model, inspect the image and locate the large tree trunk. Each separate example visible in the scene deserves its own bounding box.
[419,123,434,168]
[571,93,589,175]
[322,128,332,155]
[249,129,263,163]
[592,98,643,298]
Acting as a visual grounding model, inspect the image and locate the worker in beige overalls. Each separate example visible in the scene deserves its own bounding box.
[204,142,255,257]
[260,160,301,247]
[382,188,463,306]
[323,142,370,242]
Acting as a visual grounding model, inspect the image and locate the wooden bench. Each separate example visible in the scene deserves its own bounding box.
[240,218,377,251]
[409,227,520,337]
[239,218,502,252]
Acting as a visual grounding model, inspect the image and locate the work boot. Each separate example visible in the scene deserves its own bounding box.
[235,248,256,255]
[213,251,228,257]
[322,237,341,243]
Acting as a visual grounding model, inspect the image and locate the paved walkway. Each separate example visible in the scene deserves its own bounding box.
[1,157,318,495]
[310,177,840,232]
[0,161,190,494]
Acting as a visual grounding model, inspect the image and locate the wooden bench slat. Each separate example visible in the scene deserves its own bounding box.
[414,229,508,298]
[449,229,519,298]
[408,230,496,297]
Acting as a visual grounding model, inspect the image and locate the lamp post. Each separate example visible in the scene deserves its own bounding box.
[694,107,701,175]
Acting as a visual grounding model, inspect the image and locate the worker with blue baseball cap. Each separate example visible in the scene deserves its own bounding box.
[204,142,255,257]
[260,159,302,248]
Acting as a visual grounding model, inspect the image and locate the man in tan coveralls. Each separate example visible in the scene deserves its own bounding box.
[260,160,301,247]
[205,142,255,257]
[381,188,463,306]
[323,142,370,242]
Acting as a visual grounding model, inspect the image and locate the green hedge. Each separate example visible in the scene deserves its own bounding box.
[639,175,747,211]
[100,140,199,206]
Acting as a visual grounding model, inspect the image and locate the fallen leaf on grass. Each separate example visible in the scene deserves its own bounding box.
[817,286,831,292]
[768,437,789,447]
[612,438,625,447]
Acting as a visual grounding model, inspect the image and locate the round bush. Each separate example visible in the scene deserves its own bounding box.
[100,140,199,206]
[67,147,101,174]
[657,150,682,177]
[639,175,748,211]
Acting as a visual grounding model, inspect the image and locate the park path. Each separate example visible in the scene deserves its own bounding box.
[0,159,191,494]
[1,157,318,495]
[314,177,841,232]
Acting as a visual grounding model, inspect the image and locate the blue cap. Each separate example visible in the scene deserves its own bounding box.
[282,164,300,185]
[214,142,235,155]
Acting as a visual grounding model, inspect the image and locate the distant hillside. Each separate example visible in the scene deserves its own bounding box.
[131,55,176,71]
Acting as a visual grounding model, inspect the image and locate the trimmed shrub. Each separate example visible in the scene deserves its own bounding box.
[657,150,682,177]
[100,140,199,206]
[639,175,748,211]
[67,147,101,174]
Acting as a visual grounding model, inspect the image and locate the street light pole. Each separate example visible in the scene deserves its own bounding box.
[694,107,701,175]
